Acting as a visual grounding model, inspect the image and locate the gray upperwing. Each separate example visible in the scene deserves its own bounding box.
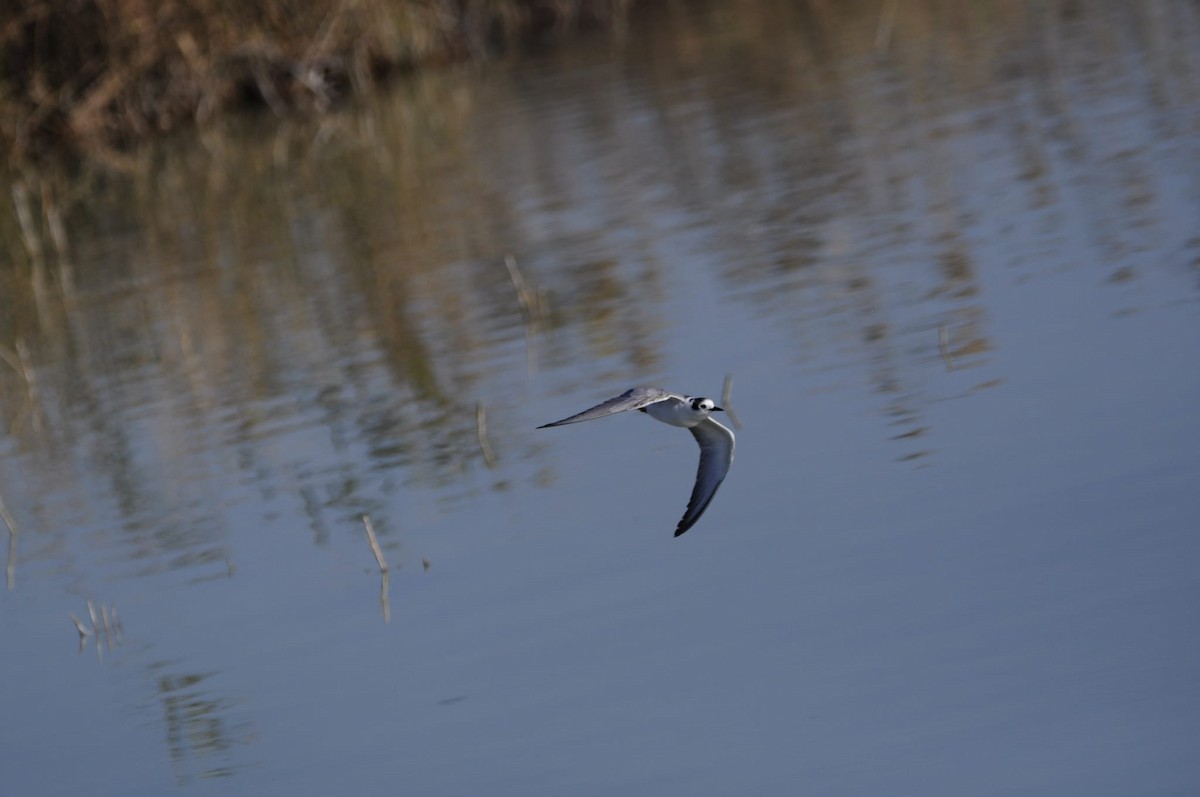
[675,417,736,537]
[538,387,677,428]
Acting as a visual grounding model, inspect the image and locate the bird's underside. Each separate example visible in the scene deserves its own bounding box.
[538,387,735,536]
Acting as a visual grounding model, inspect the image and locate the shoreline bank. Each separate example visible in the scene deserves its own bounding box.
[0,0,634,163]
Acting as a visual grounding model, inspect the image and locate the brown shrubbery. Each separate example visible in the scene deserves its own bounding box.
[0,0,628,161]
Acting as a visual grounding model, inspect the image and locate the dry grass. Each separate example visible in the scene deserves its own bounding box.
[0,0,631,161]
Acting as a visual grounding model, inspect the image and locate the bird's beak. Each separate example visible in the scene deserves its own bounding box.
[713,406,725,412]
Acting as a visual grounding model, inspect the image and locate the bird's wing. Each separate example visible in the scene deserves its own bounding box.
[537,387,678,428]
[675,417,736,537]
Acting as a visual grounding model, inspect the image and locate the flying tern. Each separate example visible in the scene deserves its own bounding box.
[538,387,735,537]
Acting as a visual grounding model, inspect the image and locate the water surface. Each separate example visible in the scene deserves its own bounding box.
[2,2,1199,794]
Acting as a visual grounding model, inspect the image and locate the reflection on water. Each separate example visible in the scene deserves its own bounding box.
[2,0,1199,792]
[153,663,250,784]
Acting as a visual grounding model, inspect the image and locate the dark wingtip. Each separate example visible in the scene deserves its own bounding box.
[673,524,691,538]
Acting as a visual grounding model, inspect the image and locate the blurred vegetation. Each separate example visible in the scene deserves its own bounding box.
[0,0,632,161]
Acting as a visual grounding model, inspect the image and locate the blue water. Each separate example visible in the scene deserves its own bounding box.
[2,3,1199,794]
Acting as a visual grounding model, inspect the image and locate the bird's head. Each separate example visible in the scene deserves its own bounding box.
[690,397,723,414]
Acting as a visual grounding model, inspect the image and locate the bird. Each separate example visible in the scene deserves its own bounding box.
[538,387,735,537]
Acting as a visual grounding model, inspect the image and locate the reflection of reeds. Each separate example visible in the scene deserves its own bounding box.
[476,401,499,470]
[0,339,44,434]
[0,0,1193,592]
[154,666,242,780]
[938,325,956,371]
[504,254,537,322]
[1,491,17,589]
[378,570,391,624]
[0,71,529,500]
[875,0,899,52]
[505,254,544,373]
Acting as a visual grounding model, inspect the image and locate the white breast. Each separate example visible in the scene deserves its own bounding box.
[644,400,705,428]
